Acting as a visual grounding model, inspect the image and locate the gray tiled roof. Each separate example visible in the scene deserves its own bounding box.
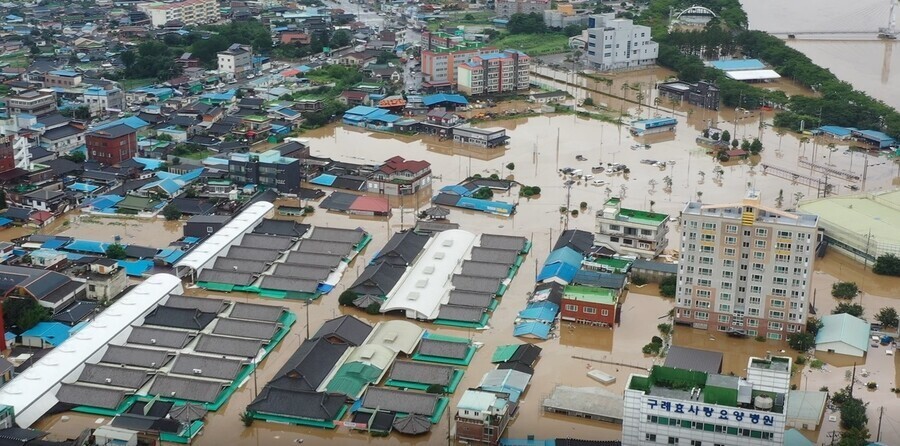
[361,388,438,416]
[164,295,228,314]
[259,276,319,294]
[147,376,226,403]
[388,361,453,386]
[252,219,310,238]
[417,339,470,360]
[101,345,173,369]
[77,364,152,389]
[479,234,527,252]
[57,383,128,409]
[314,315,372,345]
[212,318,278,340]
[197,269,257,287]
[212,257,269,275]
[447,291,493,308]
[295,240,352,257]
[127,326,194,349]
[194,334,263,358]
[170,354,245,381]
[459,261,511,279]
[229,302,285,323]
[309,227,365,244]
[271,264,332,281]
[283,252,343,268]
[142,306,216,331]
[664,346,724,374]
[225,246,283,262]
[451,275,501,294]
[373,231,429,266]
[438,305,486,323]
[248,387,345,421]
[239,233,295,251]
[469,247,519,265]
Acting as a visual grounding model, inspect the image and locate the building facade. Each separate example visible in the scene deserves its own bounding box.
[457,51,530,96]
[0,134,30,174]
[228,150,300,194]
[674,191,819,339]
[83,84,126,115]
[452,126,509,148]
[218,44,254,80]
[84,260,128,302]
[495,0,550,18]
[658,80,720,110]
[585,13,658,71]
[5,90,57,116]
[43,70,82,88]
[421,46,494,88]
[561,285,618,326]
[367,156,432,196]
[622,356,791,446]
[85,124,138,165]
[595,198,669,258]
[455,389,513,445]
[138,0,219,27]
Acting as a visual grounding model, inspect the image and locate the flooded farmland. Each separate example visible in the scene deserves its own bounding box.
[24,69,900,445]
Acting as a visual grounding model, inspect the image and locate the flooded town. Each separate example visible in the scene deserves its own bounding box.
[0,0,895,446]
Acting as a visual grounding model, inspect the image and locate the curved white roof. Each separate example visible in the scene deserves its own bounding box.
[174,201,274,277]
[0,273,183,427]
[381,229,476,320]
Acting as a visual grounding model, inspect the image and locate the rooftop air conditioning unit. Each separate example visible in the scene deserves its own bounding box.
[192,369,202,375]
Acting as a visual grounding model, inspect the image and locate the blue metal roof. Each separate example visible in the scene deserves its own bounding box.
[513,321,551,340]
[132,157,165,171]
[517,301,559,322]
[41,239,68,250]
[94,116,149,131]
[67,183,99,193]
[816,126,853,137]
[455,197,515,215]
[853,129,896,144]
[0,217,11,227]
[537,262,578,283]
[708,59,766,71]
[21,322,72,347]
[64,239,111,254]
[310,174,337,186]
[345,105,380,116]
[118,259,153,277]
[440,185,470,196]
[422,93,469,107]
[544,247,583,269]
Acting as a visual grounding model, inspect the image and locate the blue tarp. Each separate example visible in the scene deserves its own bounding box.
[708,59,766,71]
[20,322,72,347]
[183,237,200,244]
[513,321,551,340]
[118,259,153,277]
[64,240,110,254]
[517,301,559,322]
[0,217,11,227]
[310,174,337,186]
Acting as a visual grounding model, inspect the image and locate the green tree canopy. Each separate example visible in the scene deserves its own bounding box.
[507,13,547,34]
[831,282,859,299]
[787,332,815,352]
[873,254,900,276]
[105,243,127,260]
[162,204,182,221]
[875,307,899,328]
[832,302,864,318]
[3,297,50,332]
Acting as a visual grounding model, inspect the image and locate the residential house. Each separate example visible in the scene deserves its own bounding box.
[455,389,514,445]
[367,156,432,196]
[658,80,720,110]
[594,198,669,258]
[560,284,620,327]
[0,264,87,311]
[21,188,69,213]
[5,90,57,116]
[40,123,85,154]
[452,126,509,148]
[338,50,379,67]
[184,215,231,239]
[338,90,369,107]
[77,258,127,301]
[43,70,82,88]
[228,150,301,194]
[279,32,311,45]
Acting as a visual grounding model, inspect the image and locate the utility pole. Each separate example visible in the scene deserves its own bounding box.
[877,406,884,442]
[826,430,841,445]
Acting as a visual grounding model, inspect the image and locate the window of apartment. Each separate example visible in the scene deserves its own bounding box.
[725,236,736,245]
[696,290,711,298]
[769,311,785,320]
[609,224,620,231]
[725,225,738,234]
[690,441,702,446]
[701,234,715,242]
[601,309,609,316]
[751,274,763,282]
[697,279,712,287]
[565,304,578,312]
[768,321,783,330]
[695,312,709,321]
[724,247,736,256]
[750,285,762,294]
[776,242,792,251]
[645,434,657,442]
[723,259,735,268]
[702,222,717,230]
[719,292,731,301]
[768,332,782,340]
[752,263,764,272]
[583,307,597,314]
[775,266,788,274]
[747,319,758,327]
[718,304,730,313]
[668,438,679,445]
[753,251,766,261]
[701,246,714,253]
[773,277,787,286]
[778,230,792,238]
[718,315,729,323]
[700,256,713,264]
[756,228,768,237]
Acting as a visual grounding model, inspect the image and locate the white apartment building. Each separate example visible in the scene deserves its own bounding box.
[585,13,658,71]
[595,198,669,258]
[674,191,819,340]
[495,0,550,18]
[138,0,219,28]
[218,44,254,80]
[623,356,791,446]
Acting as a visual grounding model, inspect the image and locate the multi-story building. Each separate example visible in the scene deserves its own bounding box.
[138,0,219,27]
[367,156,432,196]
[228,149,300,195]
[421,45,494,88]
[457,50,530,96]
[585,13,658,71]
[674,191,819,339]
[595,198,670,258]
[5,90,57,116]
[43,70,82,88]
[622,356,792,446]
[658,80,720,110]
[544,8,588,28]
[561,284,619,326]
[85,124,138,165]
[218,44,253,80]
[83,84,126,115]
[495,0,550,18]
[455,389,514,445]
[82,259,127,302]
[0,133,31,174]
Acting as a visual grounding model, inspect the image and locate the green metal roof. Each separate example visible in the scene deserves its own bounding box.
[324,361,383,398]
[491,345,519,363]
[815,313,871,352]
[563,285,617,305]
[618,207,669,225]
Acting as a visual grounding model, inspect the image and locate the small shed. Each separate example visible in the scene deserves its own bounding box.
[815,313,870,357]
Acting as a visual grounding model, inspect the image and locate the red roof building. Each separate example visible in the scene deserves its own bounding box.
[86,124,138,166]
[349,196,391,216]
[367,156,432,196]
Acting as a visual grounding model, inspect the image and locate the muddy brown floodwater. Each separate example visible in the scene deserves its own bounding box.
[23,69,900,446]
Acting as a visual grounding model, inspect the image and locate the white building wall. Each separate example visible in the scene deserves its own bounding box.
[585,13,658,71]
[815,341,865,357]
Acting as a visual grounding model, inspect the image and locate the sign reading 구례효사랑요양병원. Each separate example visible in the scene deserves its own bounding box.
[646,399,775,426]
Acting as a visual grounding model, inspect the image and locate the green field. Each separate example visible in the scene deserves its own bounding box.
[491,33,570,56]
[427,11,495,31]
[0,52,29,69]
[120,78,157,90]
